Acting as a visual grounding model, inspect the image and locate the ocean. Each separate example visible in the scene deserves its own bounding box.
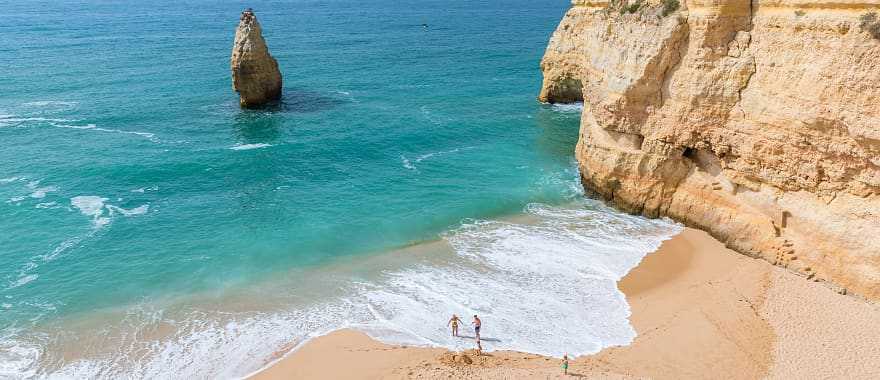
[0,0,680,378]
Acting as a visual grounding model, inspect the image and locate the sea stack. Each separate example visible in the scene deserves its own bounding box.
[539,0,880,299]
[231,8,282,108]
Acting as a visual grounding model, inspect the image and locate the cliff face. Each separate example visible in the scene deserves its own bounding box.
[231,10,282,108]
[540,0,880,299]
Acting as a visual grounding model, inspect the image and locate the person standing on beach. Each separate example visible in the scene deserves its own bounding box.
[447,314,462,337]
[472,315,481,340]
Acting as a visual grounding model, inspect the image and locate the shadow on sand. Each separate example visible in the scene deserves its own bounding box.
[455,334,501,343]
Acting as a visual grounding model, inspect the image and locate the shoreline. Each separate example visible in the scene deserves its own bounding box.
[249,228,880,379]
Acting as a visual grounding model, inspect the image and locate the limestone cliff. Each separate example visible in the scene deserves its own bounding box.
[540,0,880,299]
[231,9,282,108]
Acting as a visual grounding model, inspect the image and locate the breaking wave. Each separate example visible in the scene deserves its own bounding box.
[7,195,680,379]
[229,143,272,151]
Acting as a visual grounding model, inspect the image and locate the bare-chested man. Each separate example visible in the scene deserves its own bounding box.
[472,315,482,340]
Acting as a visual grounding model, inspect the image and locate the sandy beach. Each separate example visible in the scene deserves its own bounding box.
[250,228,880,379]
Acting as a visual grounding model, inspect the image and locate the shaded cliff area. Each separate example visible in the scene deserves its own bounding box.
[540,0,880,299]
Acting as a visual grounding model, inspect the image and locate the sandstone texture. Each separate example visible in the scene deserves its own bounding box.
[540,0,880,299]
[231,10,282,108]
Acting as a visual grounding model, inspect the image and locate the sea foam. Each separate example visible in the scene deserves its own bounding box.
[550,102,584,113]
[354,201,678,357]
[230,143,272,151]
[51,123,158,142]
[31,199,679,379]
[107,204,149,216]
[71,196,108,220]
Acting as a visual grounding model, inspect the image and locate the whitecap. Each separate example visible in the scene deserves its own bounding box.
[230,143,271,151]
[130,185,158,193]
[70,196,110,229]
[550,102,584,113]
[5,233,89,291]
[35,202,57,209]
[71,196,106,218]
[41,233,91,263]
[0,177,21,184]
[400,147,473,171]
[22,100,77,108]
[400,155,416,170]
[29,186,57,199]
[414,146,472,163]
[94,217,111,229]
[8,274,38,289]
[7,196,25,203]
[51,123,158,142]
[107,204,149,217]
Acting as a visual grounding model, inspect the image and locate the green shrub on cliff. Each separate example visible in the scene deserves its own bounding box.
[627,0,643,14]
[860,12,880,40]
[662,0,680,17]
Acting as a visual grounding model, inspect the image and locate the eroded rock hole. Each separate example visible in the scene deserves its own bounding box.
[683,147,722,176]
[548,77,584,103]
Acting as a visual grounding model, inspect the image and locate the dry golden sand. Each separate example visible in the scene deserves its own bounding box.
[249,229,880,380]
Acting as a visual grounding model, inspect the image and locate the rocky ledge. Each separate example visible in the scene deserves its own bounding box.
[540,0,880,299]
[231,9,282,108]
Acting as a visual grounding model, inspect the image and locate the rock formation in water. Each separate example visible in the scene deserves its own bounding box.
[540,0,880,299]
[231,9,282,108]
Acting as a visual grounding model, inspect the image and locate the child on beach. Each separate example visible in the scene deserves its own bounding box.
[447,314,462,337]
[562,354,569,375]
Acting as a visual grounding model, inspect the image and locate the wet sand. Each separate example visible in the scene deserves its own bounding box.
[249,228,880,379]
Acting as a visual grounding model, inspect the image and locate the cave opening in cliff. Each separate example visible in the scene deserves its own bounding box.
[682,147,696,159]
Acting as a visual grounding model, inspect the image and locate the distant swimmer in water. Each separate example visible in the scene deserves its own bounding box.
[422,23,428,29]
[447,314,462,337]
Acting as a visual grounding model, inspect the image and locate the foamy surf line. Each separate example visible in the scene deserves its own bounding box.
[10,200,680,379]
[548,102,584,113]
[230,143,272,151]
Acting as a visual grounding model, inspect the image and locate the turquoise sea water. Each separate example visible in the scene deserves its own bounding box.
[0,1,680,378]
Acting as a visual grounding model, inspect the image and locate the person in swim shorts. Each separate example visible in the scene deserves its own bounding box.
[472,315,481,340]
[562,354,569,375]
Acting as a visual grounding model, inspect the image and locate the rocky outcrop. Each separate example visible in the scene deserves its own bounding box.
[231,9,282,108]
[540,0,880,299]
